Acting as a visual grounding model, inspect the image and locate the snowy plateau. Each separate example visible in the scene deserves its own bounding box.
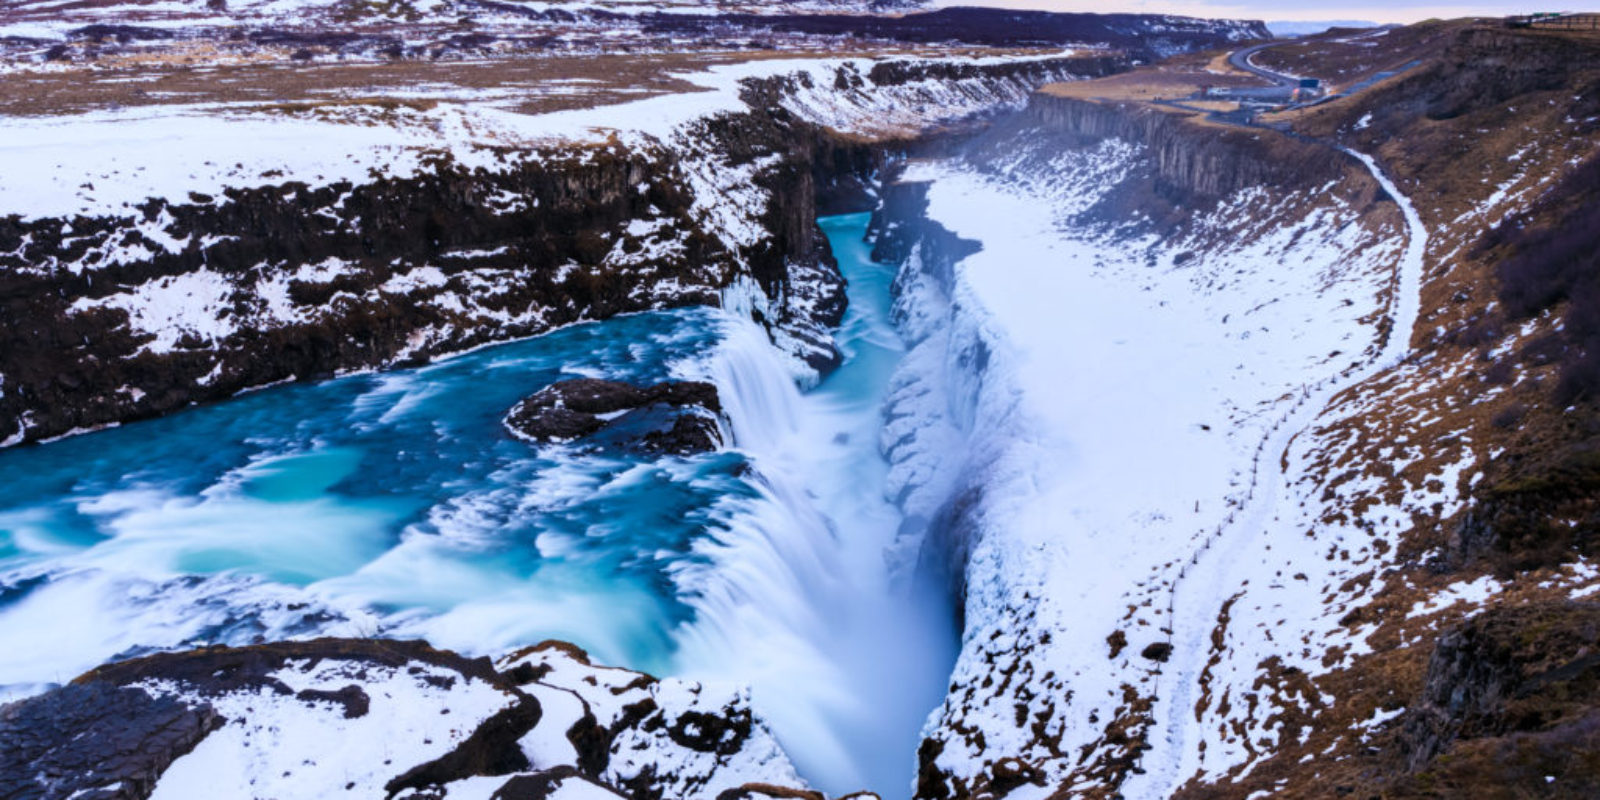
[3,7,1600,800]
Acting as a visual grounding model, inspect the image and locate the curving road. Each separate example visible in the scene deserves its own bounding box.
[1226,41,1301,87]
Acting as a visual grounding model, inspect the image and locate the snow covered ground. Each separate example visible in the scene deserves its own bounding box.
[0,0,935,41]
[0,47,1102,454]
[12,639,809,800]
[881,130,1443,795]
[142,657,516,799]
[0,53,1083,222]
[1127,148,1429,797]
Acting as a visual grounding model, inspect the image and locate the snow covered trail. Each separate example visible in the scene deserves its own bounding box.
[1128,148,1427,797]
[1347,149,1428,355]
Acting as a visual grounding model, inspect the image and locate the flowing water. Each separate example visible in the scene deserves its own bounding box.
[0,213,956,797]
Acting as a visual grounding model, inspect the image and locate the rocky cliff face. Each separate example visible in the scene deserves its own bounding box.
[0,53,1115,448]
[1,146,727,443]
[1401,602,1600,776]
[1015,95,1347,201]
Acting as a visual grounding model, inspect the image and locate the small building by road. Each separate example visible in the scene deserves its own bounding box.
[1508,12,1600,30]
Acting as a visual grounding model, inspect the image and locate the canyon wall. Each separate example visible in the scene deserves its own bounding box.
[27,21,1600,800]
[1013,93,1349,202]
[0,54,1121,448]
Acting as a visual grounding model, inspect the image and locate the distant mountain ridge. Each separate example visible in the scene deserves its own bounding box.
[0,0,1265,57]
[1266,19,1381,37]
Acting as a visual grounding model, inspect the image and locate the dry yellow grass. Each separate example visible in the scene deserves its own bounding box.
[1179,99,1241,113]
[1042,75,1201,102]
[1040,60,1267,104]
[1202,50,1240,75]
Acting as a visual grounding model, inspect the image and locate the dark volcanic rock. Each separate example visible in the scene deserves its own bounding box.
[1139,642,1172,662]
[714,783,828,800]
[512,377,722,416]
[1015,92,1351,203]
[1398,601,1600,794]
[491,766,628,799]
[294,684,370,719]
[666,706,753,756]
[868,174,982,269]
[0,682,222,800]
[75,637,510,697]
[385,699,543,796]
[639,413,724,456]
[1446,435,1600,575]
[636,8,1265,60]
[68,24,175,43]
[504,378,723,455]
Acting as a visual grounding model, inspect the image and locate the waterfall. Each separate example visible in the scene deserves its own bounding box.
[702,313,807,455]
[670,214,958,800]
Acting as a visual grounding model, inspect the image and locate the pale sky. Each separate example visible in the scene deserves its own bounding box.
[935,0,1588,24]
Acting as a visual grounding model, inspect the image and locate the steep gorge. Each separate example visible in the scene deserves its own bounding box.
[861,24,1600,800]
[0,49,1135,800]
[864,89,1419,799]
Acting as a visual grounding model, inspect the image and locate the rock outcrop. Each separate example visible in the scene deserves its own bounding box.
[0,638,809,800]
[1015,91,1352,205]
[0,683,221,800]
[505,378,724,455]
[1401,602,1600,776]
